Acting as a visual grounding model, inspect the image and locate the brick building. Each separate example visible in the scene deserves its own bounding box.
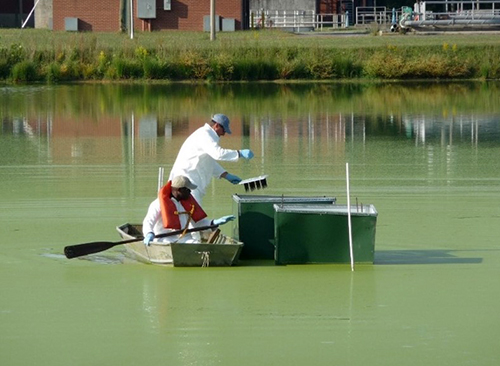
[52,0,247,32]
[41,0,371,32]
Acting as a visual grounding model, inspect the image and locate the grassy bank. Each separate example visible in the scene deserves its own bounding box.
[1,28,500,82]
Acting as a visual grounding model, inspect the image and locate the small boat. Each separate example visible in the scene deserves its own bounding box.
[116,223,244,267]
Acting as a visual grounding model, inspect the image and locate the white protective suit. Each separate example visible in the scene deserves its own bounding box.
[142,197,212,243]
[169,123,239,203]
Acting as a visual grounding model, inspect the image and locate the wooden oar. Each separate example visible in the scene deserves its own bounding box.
[64,224,218,259]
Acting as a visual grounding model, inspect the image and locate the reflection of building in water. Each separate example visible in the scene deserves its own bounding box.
[250,112,348,150]
[401,114,500,146]
[247,113,350,183]
[2,111,500,164]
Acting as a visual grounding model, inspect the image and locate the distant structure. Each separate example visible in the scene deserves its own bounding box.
[12,0,500,33]
[52,0,247,32]
[399,0,500,32]
[35,0,53,29]
[0,0,35,28]
[8,0,374,32]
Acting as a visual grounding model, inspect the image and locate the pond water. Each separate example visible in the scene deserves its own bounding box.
[1,82,500,366]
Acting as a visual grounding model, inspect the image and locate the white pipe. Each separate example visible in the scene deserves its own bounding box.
[131,113,135,164]
[130,0,134,39]
[22,0,41,29]
[346,163,355,271]
[158,167,164,192]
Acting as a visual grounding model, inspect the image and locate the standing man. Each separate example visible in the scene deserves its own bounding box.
[169,113,254,203]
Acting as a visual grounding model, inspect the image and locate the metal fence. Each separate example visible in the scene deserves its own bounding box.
[250,2,500,31]
[249,10,347,30]
[355,6,390,25]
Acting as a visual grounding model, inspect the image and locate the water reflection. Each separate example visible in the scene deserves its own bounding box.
[375,249,483,265]
[1,82,499,198]
[1,88,497,205]
[2,82,499,144]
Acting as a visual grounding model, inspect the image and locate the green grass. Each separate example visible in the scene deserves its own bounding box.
[3,28,500,49]
[1,28,500,82]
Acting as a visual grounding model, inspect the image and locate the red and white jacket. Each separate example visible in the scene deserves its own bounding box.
[142,181,211,241]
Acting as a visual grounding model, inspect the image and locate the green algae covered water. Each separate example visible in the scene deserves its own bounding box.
[1,82,500,366]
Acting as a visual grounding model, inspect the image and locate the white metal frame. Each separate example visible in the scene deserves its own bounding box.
[249,10,347,30]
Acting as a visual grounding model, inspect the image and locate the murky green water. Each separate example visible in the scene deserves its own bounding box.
[1,82,500,366]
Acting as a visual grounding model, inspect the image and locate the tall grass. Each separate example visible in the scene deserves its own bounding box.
[1,29,500,83]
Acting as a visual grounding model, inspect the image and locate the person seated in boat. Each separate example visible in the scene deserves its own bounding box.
[168,113,254,204]
[142,175,235,245]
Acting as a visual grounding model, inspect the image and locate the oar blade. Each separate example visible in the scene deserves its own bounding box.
[64,241,116,259]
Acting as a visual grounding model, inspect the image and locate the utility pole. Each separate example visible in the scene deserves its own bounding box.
[210,0,216,41]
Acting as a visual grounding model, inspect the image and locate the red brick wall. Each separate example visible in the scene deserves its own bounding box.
[53,0,243,32]
[53,0,121,31]
[150,0,242,31]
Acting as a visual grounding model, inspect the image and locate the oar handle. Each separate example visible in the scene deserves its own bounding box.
[153,224,218,241]
[115,224,220,244]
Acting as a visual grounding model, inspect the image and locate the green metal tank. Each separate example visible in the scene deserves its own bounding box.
[232,195,336,260]
[274,204,377,265]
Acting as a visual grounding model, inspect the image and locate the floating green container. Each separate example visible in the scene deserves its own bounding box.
[274,204,377,265]
[232,194,336,260]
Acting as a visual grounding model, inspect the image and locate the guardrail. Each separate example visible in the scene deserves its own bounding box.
[250,1,500,31]
[355,6,389,25]
[249,10,347,30]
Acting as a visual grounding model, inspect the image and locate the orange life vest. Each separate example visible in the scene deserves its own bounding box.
[159,181,207,230]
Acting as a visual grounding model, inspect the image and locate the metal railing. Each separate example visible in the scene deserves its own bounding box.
[355,6,389,25]
[249,1,500,31]
[249,10,347,30]
[399,0,500,28]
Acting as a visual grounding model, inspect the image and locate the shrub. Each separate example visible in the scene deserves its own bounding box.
[59,61,83,80]
[8,44,25,64]
[45,62,61,83]
[304,54,335,79]
[0,58,10,79]
[177,50,210,80]
[143,58,168,79]
[11,60,38,82]
[109,57,143,79]
[208,53,234,81]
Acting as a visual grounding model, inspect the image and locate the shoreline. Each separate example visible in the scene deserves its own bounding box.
[1,29,500,83]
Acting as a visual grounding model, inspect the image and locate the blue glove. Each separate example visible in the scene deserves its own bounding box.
[213,215,236,226]
[224,173,241,184]
[239,149,254,159]
[143,232,155,246]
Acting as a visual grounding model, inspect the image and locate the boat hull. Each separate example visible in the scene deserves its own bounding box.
[116,223,174,264]
[116,223,243,267]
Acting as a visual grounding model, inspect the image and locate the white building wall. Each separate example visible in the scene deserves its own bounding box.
[35,0,53,29]
[250,0,316,12]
